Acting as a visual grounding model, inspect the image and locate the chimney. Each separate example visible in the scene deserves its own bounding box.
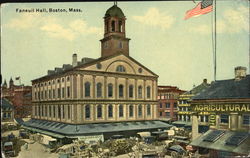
[72,54,77,67]
[203,79,207,84]
[235,66,247,81]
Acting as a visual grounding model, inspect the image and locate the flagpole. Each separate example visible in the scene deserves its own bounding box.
[214,0,217,81]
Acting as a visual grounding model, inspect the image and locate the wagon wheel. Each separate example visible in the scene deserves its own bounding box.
[171,151,179,158]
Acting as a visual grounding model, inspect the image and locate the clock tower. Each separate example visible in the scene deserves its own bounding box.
[100,4,130,57]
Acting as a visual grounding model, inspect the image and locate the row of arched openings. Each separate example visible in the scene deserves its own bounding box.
[84,104,151,119]
[85,82,151,98]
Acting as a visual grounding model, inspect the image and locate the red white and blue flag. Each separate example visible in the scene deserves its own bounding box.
[184,0,213,20]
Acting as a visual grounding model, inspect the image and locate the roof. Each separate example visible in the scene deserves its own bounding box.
[184,82,210,96]
[22,119,172,138]
[193,75,250,100]
[190,129,250,155]
[105,5,125,18]
[1,98,13,109]
[32,52,158,82]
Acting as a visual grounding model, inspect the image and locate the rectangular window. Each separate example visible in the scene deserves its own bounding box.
[67,86,70,98]
[165,112,170,117]
[53,89,55,98]
[49,90,51,99]
[62,88,65,98]
[68,105,71,119]
[166,103,170,108]
[220,114,229,123]
[58,88,61,98]
[243,115,250,125]
[159,112,162,117]
[174,102,177,108]
[159,103,162,108]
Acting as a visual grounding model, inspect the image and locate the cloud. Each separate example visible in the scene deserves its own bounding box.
[40,24,75,41]
[189,5,249,34]
[5,13,102,41]
[69,19,102,35]
[133,7,175,29]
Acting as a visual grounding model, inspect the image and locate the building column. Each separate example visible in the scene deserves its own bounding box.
[192,113,199,141]
[115,77,118,100]
[238,114,242,129]
[143,79,146,100]
[125,78,128,100]
[77,75,81,99]
[92,76,96,99]
[151,80,154,100]
[135,79,138,99]
[80,75,83,98]
[76,104,82,123]
[216,114,220,129]
[104,76,107,99]
[230,113,238,131]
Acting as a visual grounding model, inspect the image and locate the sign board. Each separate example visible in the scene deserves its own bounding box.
[78,134,104,143]
[193,104,250,112]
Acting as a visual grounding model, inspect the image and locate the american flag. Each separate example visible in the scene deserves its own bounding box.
[184,0,213,20]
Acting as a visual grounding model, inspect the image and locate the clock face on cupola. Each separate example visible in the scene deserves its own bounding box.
[100,3,130,58]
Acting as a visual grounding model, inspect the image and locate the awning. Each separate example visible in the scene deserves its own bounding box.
[190,130,250,155]
[22,119,172,137]
[22,126,65,138]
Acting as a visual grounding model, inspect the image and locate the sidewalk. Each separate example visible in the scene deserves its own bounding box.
[15,142,58,158]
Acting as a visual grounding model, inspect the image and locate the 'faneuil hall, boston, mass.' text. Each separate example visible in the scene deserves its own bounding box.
[15,8,82,13]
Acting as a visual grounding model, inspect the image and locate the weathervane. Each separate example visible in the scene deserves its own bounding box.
[114,0,117,5]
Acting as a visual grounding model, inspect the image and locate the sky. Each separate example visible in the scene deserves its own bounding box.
[1,0,249,91]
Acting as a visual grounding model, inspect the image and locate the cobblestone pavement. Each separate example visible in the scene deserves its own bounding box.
[14,142,58,158]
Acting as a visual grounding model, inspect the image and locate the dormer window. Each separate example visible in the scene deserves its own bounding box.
[116,65,126,72]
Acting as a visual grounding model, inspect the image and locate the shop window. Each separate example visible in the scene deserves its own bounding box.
[220,114,229,123]
[243,115,250,125]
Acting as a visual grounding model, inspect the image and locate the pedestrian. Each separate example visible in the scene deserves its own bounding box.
[24,142,28,150]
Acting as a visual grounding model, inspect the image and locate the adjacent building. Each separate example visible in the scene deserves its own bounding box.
[175,79,210,129]
[1,78,32,118]
[23,4,172,141]
[157,86,185,121]
[1,98,14,122]
[190,66,250,157]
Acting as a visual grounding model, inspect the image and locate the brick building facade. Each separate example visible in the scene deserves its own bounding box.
[157,86,185,121]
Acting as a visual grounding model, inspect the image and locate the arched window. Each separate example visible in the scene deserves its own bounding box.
[138,104,142,117]
[138,86,143,98]
[119,84,124,98]
[119,104,123,117]
[116,65,126,72]
[118,20,122,32]
[147,86,151,98]
[106,21,109,32]
[97,82,102,98]
[111,20,115,32]
[85,82,91,97]
[97,105,102,118]
[85,105,90,119]
[108,104,113,118]
[129,105,133,117]
[129,85,133,98]
[147,104,151,116]
[108,83,113,97]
